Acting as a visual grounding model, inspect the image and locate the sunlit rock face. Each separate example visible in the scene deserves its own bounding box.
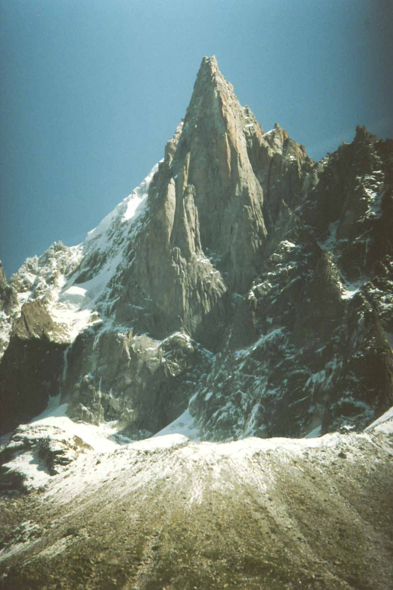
[1,55,393,590]
[0,56,392,440]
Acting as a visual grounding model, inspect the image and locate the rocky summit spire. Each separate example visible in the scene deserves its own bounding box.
[196,55,220,77]
[115,55,273,349]
[184,55,255,156]
[190,56,222,92]
[185,55,235,120]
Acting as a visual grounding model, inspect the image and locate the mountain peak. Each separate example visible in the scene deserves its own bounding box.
[1,55,392,449]
[185,55,236,120]
[1,56,393,590]
[197,55,220,82]
[200,55,218,71]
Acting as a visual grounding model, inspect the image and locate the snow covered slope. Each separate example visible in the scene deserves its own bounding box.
[0,403,392,589]
[3,162,159,351]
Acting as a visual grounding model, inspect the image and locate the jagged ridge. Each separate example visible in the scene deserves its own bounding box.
[0,56,392,441]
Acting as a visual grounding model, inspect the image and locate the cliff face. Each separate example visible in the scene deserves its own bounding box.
[0,57,392,439]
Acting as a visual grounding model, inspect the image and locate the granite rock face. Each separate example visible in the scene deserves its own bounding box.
[0,56,392,439]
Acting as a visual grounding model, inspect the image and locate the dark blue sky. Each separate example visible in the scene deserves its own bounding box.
[1,0,392,276]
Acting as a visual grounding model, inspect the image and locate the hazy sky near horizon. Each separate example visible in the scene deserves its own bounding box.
[1,0,392,276]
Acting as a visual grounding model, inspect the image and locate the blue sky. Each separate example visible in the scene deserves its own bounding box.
[1,0,392,276]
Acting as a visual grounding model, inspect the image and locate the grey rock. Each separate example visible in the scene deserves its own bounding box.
[0,56,392,440]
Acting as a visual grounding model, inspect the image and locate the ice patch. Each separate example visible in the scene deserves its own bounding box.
[319,220,339,251]
[59,286,87,307]
[305,425,322,438]
[17,291,31,304]
[154,409,201,441]
[76,251,123,305]
[30,394,63,422]
[123,191,146,222]
[341,287,359,300]
[366,405,393,435]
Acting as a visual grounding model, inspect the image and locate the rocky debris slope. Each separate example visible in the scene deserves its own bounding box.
[0,56,392,440]
[0,408,392,589]
[0,423,92,492]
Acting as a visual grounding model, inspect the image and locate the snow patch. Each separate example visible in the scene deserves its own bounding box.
[154,409,201,441]
[366,405,393,435]
[319,220,339,251]
[59,286,87,307]
[305,425,322,438]
[280,240,297,250]
[340,279,364,300]
[31,406,121,453]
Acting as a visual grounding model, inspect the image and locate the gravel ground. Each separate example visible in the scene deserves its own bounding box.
[0,422,392,589]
